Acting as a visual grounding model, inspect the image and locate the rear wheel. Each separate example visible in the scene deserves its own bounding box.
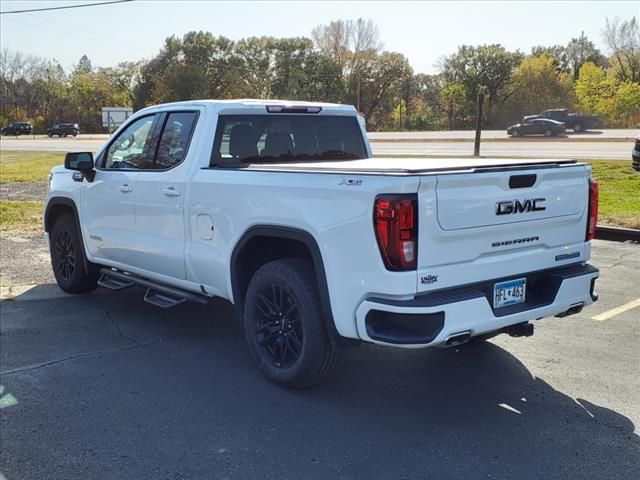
[573,123,583,132]
[511,129,520,137]
[50,214,99,293]
[544,129,553,137]
[243,258,337,388]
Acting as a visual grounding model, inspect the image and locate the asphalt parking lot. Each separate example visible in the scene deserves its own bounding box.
[1,240,639,480]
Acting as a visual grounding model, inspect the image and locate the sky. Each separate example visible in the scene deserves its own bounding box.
[1,0,638,74]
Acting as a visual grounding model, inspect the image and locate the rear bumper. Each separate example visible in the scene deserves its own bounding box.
[632,149,640,171]
[355,263,599,348]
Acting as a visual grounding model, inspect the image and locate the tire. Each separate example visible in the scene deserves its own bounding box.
[58,134,63,138]
[243,258,338,389]
[511,129,520,137]
[573,123,583,132]
[47,133,52,138]
[50,213,99,293]
[544,129,553,137]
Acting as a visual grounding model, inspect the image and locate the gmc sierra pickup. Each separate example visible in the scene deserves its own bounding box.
[45,100,600,388]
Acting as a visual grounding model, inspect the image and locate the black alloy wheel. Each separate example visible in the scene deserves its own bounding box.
[254,283,303,368]
[53,229,76,282]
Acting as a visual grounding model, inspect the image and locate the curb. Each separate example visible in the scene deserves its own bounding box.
[596,226,640,242]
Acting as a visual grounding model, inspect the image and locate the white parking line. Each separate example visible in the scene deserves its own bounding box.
[592,298,640,321]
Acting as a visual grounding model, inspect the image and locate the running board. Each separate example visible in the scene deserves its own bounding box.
[98,268,208,308]
[144,289,186,309]
[98,273,135,291]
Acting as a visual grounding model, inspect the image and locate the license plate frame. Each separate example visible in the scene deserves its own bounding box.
[493,278,526,309]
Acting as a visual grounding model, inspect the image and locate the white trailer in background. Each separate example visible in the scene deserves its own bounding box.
[101,107,133,133]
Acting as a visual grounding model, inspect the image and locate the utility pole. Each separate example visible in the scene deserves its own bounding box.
[473,92,484,157]
[356,72,361,113]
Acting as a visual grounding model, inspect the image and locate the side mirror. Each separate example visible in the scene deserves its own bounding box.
[65,152,95,182]
[65,152,94,171]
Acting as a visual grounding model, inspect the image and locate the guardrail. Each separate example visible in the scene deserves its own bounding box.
[596,226,640,242]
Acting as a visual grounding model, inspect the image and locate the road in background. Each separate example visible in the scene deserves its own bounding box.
[368,129,638,141]
[0,133,632,159]
[1,240,638,479]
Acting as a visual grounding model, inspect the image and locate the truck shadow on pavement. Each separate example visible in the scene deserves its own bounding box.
[1,285,638,480]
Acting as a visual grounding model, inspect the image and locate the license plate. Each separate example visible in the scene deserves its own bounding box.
[493,278,526,308]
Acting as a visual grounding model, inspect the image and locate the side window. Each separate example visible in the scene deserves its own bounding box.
[104,115,157,170]
[155,112,197,169]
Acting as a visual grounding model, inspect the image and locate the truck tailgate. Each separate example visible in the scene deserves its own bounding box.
[416,164,590,294]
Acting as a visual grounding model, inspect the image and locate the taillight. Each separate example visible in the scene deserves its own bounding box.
[586,178,598,241]
[374,195,418,270]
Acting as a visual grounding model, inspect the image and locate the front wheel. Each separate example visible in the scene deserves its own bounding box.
[243,258,337,388]
[544,129,553,137]
[50,214,99,293]
[573,123,583,132]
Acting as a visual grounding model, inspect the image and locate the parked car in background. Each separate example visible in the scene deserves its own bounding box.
[1,122,32,136]
[633,136,640,171]
[47,123,80,137]
[523,109,599,132]
[507,119,566,137]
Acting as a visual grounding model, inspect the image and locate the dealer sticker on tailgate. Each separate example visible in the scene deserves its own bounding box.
[493,278,526,308]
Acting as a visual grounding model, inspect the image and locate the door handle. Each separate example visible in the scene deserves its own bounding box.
[162,187,181,197]
[119,184,133,193]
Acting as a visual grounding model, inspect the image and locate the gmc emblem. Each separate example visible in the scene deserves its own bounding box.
[496,198,546,215]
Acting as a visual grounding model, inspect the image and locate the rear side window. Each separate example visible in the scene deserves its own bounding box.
[155,112,198,169]
[212,115,367,165]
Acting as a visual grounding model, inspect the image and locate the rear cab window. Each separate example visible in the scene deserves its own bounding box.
[155,112,198,169]
[211,114,367,166]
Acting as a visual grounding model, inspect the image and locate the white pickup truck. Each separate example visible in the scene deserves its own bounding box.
[45,99,600,388]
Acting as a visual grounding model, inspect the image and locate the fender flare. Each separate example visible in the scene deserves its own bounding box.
[231,225,353,348]
[44,196,91,274]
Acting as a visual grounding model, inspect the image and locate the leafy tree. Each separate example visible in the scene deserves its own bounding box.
[508,55,575,119]
[565,33,607,79]
[531,45,569,72]
[440,44,523,126]
[74,54,93,75]
[575,62,608,113]
[358,52,412,130]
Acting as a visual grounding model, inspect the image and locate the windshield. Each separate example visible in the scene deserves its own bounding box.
[212,114,367,165]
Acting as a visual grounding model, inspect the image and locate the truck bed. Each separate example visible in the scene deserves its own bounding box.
[233,157,578,175]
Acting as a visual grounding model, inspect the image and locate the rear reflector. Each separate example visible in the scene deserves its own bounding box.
[374,195,418,270]
[586,178,598,241]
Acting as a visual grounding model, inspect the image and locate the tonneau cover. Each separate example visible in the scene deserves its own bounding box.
[237,157,578,175]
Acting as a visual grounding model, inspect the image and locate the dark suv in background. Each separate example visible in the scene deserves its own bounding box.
[1,122,32,136]
[47,123,80,137]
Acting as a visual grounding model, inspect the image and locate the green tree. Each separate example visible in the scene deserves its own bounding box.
[565,32,607,79]
[507,55,575,121]
[575,62,608,113]
[440,44,523,127]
